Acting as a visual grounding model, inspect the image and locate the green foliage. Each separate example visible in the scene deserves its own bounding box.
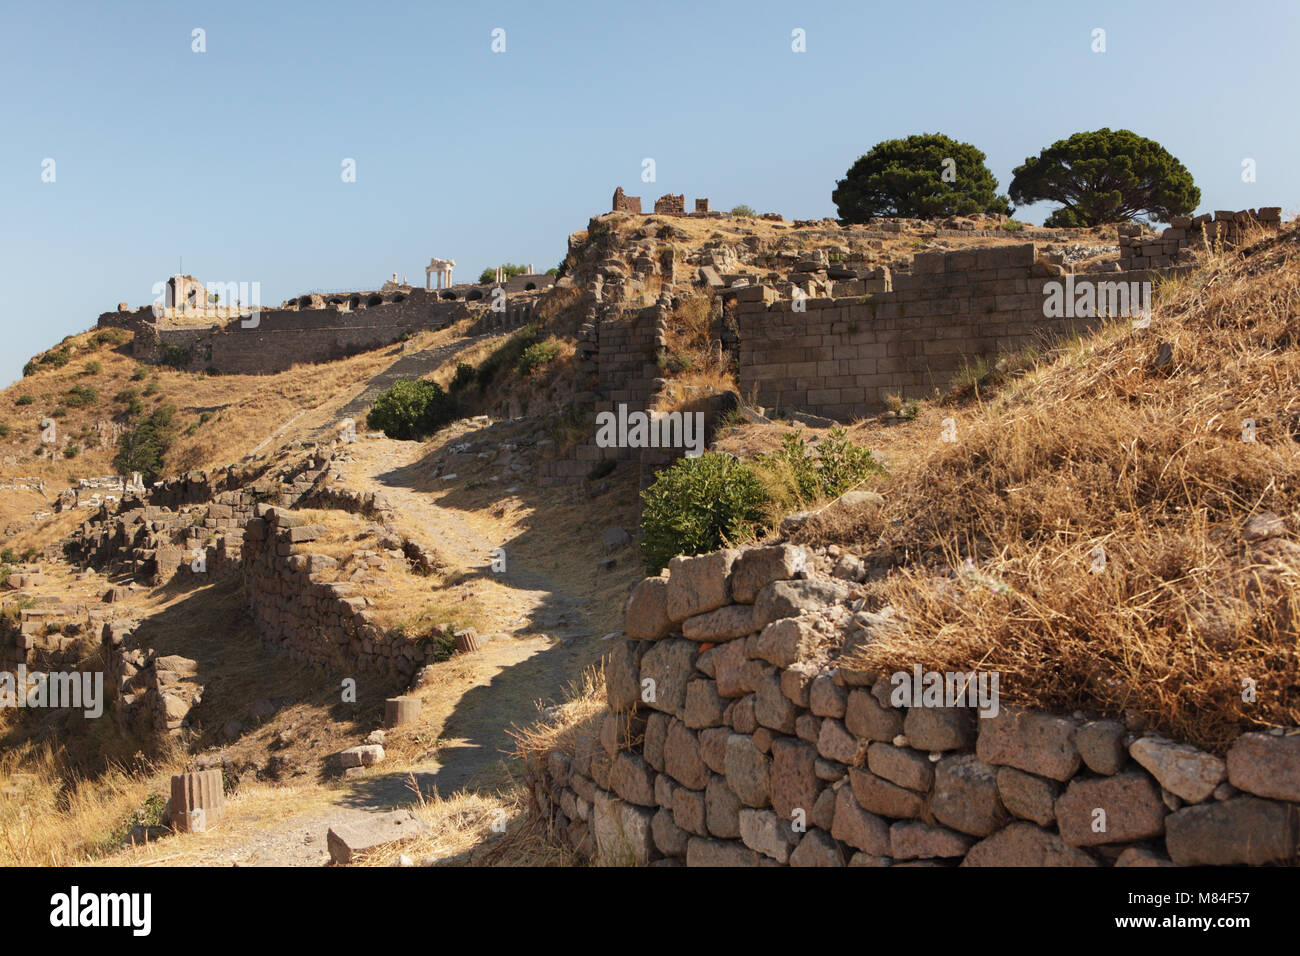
[22,361,37,377]
[142,380,160,396]
[1008,128,1200,226]
[82,360,102,376]
[753,427,885,510]
[449,362,476,394]
[51,406,67,419]
[364,377,457,441]
[0,425,9,439]
[63,384,98,408]
[130,367,148,381]
[16,394,34,406]
[113,404,177,484]
[517,339,561,376]
[63,444,80,459]
[93,329,126,348]
[160,345,192,369]
[475,323,540,388]
[36,347,71,370]
[729,204,757,218]
[640,453,769,574]
[477,263,530,285]
[115,389,144,416]
[833,133,1011,222]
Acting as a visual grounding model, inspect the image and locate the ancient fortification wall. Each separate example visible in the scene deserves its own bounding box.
[240,508,432,682]
[527,544,1300,867]
[734,244,1171,420]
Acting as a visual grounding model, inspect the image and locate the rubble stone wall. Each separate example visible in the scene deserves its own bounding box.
[527,544,1300,867]
[239,508,431,682]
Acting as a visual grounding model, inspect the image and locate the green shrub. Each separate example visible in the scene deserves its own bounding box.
[82,360,102,376]
[364,377,458,441]
[37,348,70,369]
[160,345,191,369]
[15,395,34,406]
[729,204,757,218]
[517,339,561,376]
[51,406,67,418]
[477,263,530,285]
[753,427,884,510]
[142,381,160,397]
[22,361,37,377]
[475,323,540,388]
[640,452,769,573]
[449,362,476,393]
[130,367,148,381]
[63,384,98,408]
[113,404,177,484]
[93,329,126,348]
[63,444,80,459]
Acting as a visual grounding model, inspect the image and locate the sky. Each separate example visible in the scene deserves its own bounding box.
[1,0,1297,386]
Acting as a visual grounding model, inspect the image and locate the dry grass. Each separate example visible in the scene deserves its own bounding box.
[0,742,184,866]
[813,226,1300,750]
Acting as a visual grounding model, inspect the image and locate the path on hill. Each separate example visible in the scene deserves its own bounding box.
[335,437,596,803]
[176,434,602,865]
[325,332,505,431]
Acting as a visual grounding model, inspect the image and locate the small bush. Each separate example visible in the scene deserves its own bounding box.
[449,362,476,393]
[63,444,80,459]
[729,205,757,218]
[517,339,561,376]
[365,378,457,441]
[753,427,885,511]
[640,452,769,573]
[475,323,540,388]
[38,348,71,369]
[22,361,37,377]
[477,263,529,285]
[142,381,160,397]
[51,406,67,419]
[16,395,34,406]
[0,425,9,439]
[63,384,98,408]
[82,360,102,376]
[160,345,191,369]
[93,329,126,348]
[130,367,148,381]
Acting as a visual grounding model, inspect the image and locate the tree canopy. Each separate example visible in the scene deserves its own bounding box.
[1008,128,1200,226]
[832,133,1011,222]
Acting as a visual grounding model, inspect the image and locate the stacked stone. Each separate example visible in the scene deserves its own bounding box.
[240,507,429,681]
[1119,207,1282,270]
[529,543,1300,867]
[735,241,1188,420]
[101,621,201,748]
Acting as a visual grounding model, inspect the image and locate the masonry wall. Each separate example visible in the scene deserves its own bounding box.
[527,544,1300,867]
[239,508,431,682]
[736,243,1173,419]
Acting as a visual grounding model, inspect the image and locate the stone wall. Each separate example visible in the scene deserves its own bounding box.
[240,507,432,682]
[1119,207,1282,270]
[527,544,1300,867]
[653,194,685,215]
[734,244,1180,419]
[102,620,202,747]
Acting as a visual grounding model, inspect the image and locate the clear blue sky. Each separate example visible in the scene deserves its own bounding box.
[2,0,1296,386]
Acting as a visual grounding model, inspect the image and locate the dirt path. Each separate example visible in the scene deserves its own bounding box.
[160,434,609,865]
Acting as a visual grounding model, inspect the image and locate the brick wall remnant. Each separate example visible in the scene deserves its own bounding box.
[654,194,686,215]
[613,187,643,214]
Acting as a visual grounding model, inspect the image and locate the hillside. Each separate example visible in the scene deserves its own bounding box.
[1,204,1296,869]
